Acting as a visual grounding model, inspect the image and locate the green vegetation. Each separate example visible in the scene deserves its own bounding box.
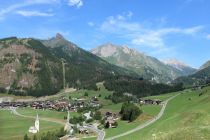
[117,86,210,140]
[93,111,102,120]
[69,115,85,124]
[17,108,70,120]
[104,103,161,138]
[143,92,177,101]
[174,65,210,87]
[0,36,137,97]
[104,76,183,102]
[0,110,62,140]
[120,102,142,122]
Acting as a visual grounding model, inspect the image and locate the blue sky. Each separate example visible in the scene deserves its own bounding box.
[0,0,210,68]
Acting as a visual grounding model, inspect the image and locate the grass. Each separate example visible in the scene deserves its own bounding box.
[117,87,210,140]
[104,103,161,138]
[143,92,177,101]
[100,103,122,114]
[0,110,63,140]
[17,107,80,120]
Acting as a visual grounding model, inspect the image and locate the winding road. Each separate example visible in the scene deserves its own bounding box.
[105,93,180,140]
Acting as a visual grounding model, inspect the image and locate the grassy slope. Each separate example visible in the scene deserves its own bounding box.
[143,91,177,101]
[17,108,68,120]
[118,86,210,140]
[104,104,161,138]
[0,110,62,140]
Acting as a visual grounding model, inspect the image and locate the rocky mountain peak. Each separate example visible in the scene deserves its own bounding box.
[164,58,188,67]
[55,33,64,40]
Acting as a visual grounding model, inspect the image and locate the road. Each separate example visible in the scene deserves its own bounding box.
[84,124,105,140]
[105,93,180,140]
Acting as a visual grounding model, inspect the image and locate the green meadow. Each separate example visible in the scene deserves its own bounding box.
[0,110,63,140]
[117,86,210,140]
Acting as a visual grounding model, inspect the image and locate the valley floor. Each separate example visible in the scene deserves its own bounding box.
[1,85,210,140]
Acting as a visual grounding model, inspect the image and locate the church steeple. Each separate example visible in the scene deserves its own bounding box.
[35,113,39,132]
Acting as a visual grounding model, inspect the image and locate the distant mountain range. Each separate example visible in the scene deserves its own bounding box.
[0,34,137,96]
[0,34,208,96]
[173,62,210,87]
[91,43,196,83]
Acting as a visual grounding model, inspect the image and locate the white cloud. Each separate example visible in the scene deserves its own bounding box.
[16,10,53,17]
[99,13,203,50]
[206,34,210,39]
[0,0,58,19]
[88,22,94,27]
[68,0,83,8]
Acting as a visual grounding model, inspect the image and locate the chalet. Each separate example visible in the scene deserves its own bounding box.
[139,99,162,105]
[105,117,117,128]
[79,127,89,134]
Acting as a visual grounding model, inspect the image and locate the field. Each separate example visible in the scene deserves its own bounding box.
[117,86,210,140]
[0,110,63,140]
[143,91,178,101]
[103,101,162,138]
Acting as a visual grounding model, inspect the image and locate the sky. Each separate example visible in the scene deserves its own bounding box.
[0,0,210,68]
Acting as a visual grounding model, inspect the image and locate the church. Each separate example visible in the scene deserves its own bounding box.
[28,114,39,134]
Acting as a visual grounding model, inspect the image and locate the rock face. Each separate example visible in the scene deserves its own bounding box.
[164,59,196,75]
[0,35,137,96]
[91,43,196,83]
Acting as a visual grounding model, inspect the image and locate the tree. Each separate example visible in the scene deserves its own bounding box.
[100,118,105,124]
[33,135,38,140]
[105,121,110,128]
[120,102,142,122]
[94,111,102,120]
[86,118,94,123]
[24,134,30,140]
[84,92,88,96]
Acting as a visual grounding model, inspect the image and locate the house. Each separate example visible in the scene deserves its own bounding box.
[139,99,162,105]
[79,127,89,134]
[105,117,117,128]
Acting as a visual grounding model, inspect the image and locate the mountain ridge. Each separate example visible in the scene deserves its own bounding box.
[0,35,138,96]
[91,43,196,83]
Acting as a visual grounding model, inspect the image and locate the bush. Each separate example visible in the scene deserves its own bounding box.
[93,111,102,120]
[84,92,88,96]
[86,118,94,123]
[69,116,85,124]
[120,102,142,122]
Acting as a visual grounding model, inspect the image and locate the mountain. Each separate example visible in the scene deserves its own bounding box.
[174,62,210,87]
[200,60,210,70]
[91,43,196,83]
[0,34,137,96]
[163,59,196,75]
